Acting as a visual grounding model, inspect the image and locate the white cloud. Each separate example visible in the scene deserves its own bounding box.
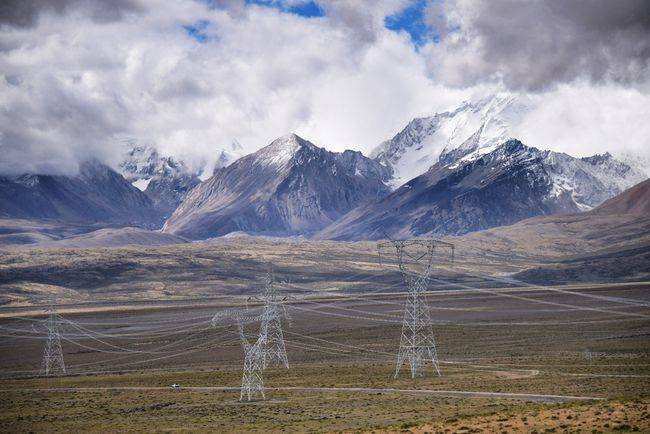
[511,83,650,161]
[0,0,648,176]
[297,30,471,152]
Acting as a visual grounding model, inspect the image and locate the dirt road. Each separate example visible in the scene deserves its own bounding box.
[1,386,602,403]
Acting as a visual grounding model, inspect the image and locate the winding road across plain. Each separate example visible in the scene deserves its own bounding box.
[1,386,602,403]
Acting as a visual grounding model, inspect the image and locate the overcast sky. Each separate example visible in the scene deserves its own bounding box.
[1,0,649,175]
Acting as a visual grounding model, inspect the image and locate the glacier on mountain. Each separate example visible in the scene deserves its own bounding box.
[370,93,646,211]
[371,93,527,187]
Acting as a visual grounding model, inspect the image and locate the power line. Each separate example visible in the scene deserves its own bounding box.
[458,267,650,308]
[427,275,650,319]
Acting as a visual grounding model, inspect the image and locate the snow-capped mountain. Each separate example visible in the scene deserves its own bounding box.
[119,144,161,188]
[440,142,645,211]
[317,140,646,240]
[543,151,644,210]
[373,93,650,189]
[0,160,162,228]
[372,93,524,187]
[119,145,201,219]
[163,133,391,239]
[619,151,650,179]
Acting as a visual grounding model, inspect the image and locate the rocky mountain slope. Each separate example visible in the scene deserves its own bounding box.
[456,179,650,259]
[318,140,646,240]
[0,161,163,228]
[454,178,650,284]
[163,134,391,239]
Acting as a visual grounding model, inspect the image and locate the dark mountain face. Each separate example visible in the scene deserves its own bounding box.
[142,164,200,220]
[317,140,586,240]
[163,134,391,240]
[0,161,163,228]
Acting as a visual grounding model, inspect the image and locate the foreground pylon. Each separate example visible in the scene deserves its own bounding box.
[41,303,66,376]
[395,266,440,378]
[238,321,267,401]
[212,267,292,401]
[378,239,454,379]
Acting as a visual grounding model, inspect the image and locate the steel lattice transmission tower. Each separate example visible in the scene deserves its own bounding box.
[211,268,292,401]
[41,303,66,376]
[237,320,267,401]
[378,239,454,379]
[256,270,290,369]
[213,310,269,401]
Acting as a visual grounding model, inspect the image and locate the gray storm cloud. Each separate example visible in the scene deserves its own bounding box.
[0,0,143,28]
[428,0,650,90]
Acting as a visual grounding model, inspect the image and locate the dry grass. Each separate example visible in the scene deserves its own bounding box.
[1,284,649,432]
[405,399,650,433]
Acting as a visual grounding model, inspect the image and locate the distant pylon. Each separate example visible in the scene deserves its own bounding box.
[41,303,66,376]
[378,239,454,379]
[237,321,266,401]
[258,270,290,369]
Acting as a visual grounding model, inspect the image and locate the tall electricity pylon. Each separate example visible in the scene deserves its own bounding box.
[257,271,290,369]
[238,320,267,401]
[41,303,66,376]
[212,268,291,401]
[378,239,454,379]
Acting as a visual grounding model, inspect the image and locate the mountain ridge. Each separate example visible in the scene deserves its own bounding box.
[0,160,163,229]
[318,139,645,240]
[119,145,202,219]
[163,133,391,239]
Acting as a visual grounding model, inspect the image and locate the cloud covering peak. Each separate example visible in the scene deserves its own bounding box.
[0,0,648,176]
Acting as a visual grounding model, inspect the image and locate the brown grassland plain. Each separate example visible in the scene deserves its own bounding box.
[0,277,648,432]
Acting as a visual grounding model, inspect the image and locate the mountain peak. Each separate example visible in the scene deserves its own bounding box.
[467,92,517,112]
[255,133,316,167]
[231,139,243,151]
[371,92,522,187]
[272,132,313,148]
[164,134,390,239]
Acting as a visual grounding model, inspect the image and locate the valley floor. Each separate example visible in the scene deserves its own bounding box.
[1,283,648,432]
